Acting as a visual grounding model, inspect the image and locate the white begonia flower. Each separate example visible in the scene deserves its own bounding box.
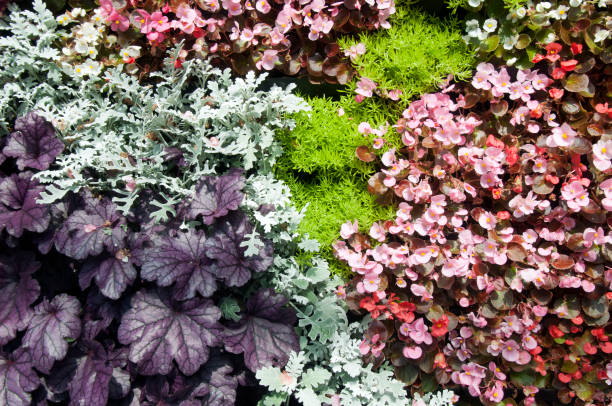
[74,39,90,54]
[74,63,86,77]
[506,56,517,66]
[78,22,99,42]
[86,46,98,58]
[535,2,551,12]
[483,18,497,33]
[56,14,73,25]
[105,35,118,46]
[468,0,482,7]
[542,31,557,44]
[569,0,582,6]
[502,34,519,50]
[62,46,74,56]
[83,60,103,76]
[71,7,86,17]
[465,19,481,36]
[121,45,141,60]
[516,7,526,17]
[550,5,569,19]
[597,0,606,7]
[594,29,610,43]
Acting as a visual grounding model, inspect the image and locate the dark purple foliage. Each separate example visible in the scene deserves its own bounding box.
[55,195,126,259]
[0,112,298,405]
[0,252,40,345]
[223,289,299,372]
[189,352,239,406]
[189,168,245,224]
[0,172,50,237]
[205,213,273,287]
[3,112,64,171]
[22,294,82,373]
[140,229,217,300]
[118,289,222,376]
[79,248,137,300]
[0,349,39,406]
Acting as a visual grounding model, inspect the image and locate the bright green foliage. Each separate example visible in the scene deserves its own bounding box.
[276,95,397,274]
[281,172,395,275]
[338,6,475,106]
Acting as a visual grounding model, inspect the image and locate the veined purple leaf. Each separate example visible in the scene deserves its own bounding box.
[55,197,126,260]
[80,248,137,300]
[0,349,39,406]
[3,112,64,171]
[67,341,113,406]
[0,172,50,237]
[205,213,273,287]
[23,294,82,373]
[140,229,216,300]
[82,290,121,340]
[0,252,40,344]
[118,289,222,376]
[189,352,238,406]
[223,289,298,372]
[189,169,245,224]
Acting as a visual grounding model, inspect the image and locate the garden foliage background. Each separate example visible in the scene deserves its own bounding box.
[0,0,610,405]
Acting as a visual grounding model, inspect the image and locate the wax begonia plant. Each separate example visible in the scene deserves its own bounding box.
[58,0,397,83]
[335,60,612,404]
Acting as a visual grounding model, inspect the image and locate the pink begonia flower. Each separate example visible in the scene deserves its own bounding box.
[561,180,589,211]
[149,11,171,32]
[108,11,129,32]
[441,257,469,277]
[532,305,548,317]
[345,42,366,61]
[582,279,596,292]
[403,346,422,359]
[222,0,243,16]
[255,0,271,13]
[260,49,278,70]
[485,381,505,403]
[489,362,506,380]
[407,318,432,345]
[532,73,549,90]
[478,211,497,230]
[583,227,606,246]
[508,191,540,218]
[559,275,581,289]
[458,363,486,394]
[468,312,487,327]
[308,15,333,40]
[546,122,576,148]
[330,394,341,406]
[99,0,114,18]
[355,77,377,98]
[410,284,432,302]
[340,220,358,239]
[359,334,385,357]
[357,122,372,134]
[522,335,537,350]
[362,272,380,292]
[369,222,386,242]
[502,339,520,362]
[606,362,612,381]
[491,67,511,97]
[593,140,612,171]
[240,28,254,42]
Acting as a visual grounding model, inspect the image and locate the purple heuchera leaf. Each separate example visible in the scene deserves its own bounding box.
[55,196,126,260]
[223,288,298,372]
[3,112,64,171]
[0,172,51,237]
[0,252,40,344]
[205,213,273,287]
[140,229,216,300]
[189,169,245,224]
[22,294,82,373]
[67,341,113,406]
[0,348,40,406]
[189,352,238,406]
[118,289,222,376]
[79,248,136,300]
